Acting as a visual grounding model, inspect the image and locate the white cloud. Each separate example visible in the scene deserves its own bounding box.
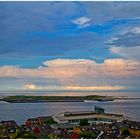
[0,58,139,91]
[24,83,37,90]
[43,59,95,66]
[23,85,125,91]
[72,17,91,28]
[63,85,125,91]
[131,27,140,34]
[0,59,139,79]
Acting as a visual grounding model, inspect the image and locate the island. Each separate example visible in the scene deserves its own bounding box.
[2,95,114,103]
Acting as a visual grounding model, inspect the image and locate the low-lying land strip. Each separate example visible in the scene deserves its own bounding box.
[2,95,140,103]
[2,95,106,103]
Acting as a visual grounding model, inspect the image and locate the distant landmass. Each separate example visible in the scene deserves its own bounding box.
[1,95,114,103]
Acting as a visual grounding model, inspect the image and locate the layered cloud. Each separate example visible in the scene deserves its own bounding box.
[109,27,140,48]
[0,58,139,79]
[109,26,140,61]
[110,46,140,60]
[0,58,139,91]
[62,85,125,91]
[23,85,125,91]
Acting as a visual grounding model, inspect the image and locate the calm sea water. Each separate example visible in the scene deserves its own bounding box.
[0,92,140,125]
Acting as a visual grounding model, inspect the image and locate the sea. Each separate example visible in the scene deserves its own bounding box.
[0,91,140,125]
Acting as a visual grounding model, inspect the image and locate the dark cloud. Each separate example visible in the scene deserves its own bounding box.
[109,32,140,47]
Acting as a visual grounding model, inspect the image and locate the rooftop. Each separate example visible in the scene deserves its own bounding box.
[53,111,124,122]
[51,123,79,129]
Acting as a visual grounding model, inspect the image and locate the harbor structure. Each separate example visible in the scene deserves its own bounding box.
[52,110,125,125]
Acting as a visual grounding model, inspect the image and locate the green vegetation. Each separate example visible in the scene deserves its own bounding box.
[3,95,106,103]
[122,128,130,136]
[80,119,89,126]
[44,117,57,125]
[80,131,97,139]
[84,95,105,100]
[11,131,37,139]
[48,133,60,139]
[11,129,37,139]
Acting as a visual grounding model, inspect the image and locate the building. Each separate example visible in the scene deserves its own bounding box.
[0,120,18,138]
[26,118,40,126]
[20,125,31,133]
[52,111,125,125]
[95,106,105,114]
[0,120,18,129]
[51,123,79,132]
[117,120,140,137]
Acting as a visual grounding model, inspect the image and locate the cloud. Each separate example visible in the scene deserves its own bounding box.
[72,17,91,28]
[0,59,139,79]
[109,26,140,60]
[131,26,140,33]
[109,26,140,47]
[110,46,140,61]
[0,58,139,91]
[24,83,37,90]
[43,59,95,66]
[23,84,125,91]
[63,85,125,91]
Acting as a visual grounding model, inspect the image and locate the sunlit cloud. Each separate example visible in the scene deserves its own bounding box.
[0,58,139,91]
[22,85,125,91]
[0,59,139,79]
[24,83,37,90]
[64,85,125,91]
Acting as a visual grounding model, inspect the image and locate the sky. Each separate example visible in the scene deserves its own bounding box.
[0,1,140,92]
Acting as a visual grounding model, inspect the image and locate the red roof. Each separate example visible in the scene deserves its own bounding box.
[33,126,41,135]
[70,133,80,139]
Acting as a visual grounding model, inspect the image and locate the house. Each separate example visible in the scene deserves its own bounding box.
[0,120,18,138]
[26,118,40,126]
[51,123,79,131]
[79,123,119,139]
[0,120,18,129]
[0,120,18,133]
[117,120,140,130]
[70,133,80,139]
[20,125,31,132]
[117,120,140,137]
[33,126,41,135]
[31,124,53,138]
[37,124,52,135]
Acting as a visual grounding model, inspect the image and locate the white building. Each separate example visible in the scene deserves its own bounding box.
[52,111,125,125]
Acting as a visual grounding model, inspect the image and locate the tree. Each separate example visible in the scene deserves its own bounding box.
[80,131,97,139]
[48,133,60,139]
[80,119,89,126]
[44,117,57,124]
[11,129,37,139]
[122,128,130,136]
